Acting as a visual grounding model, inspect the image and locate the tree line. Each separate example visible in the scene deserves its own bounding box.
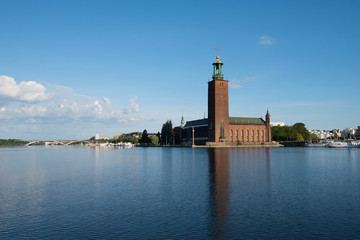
[272,123,318,141]
[110,120,174,146]
[0,139,28,146]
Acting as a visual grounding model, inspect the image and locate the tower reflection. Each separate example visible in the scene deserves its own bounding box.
[208,148,230,239]
[207,147,271,239]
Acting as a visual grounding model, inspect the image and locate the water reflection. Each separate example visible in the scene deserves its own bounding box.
[207,147,271,239]
[208,148,230,239]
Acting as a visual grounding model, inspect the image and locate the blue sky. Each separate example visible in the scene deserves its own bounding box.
[0,0,359,139]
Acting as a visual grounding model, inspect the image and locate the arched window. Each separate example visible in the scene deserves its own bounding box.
[230,130,233,142]
[220,123,224,139]
[252,130,255,142]
[236,130,238,140]
[257,130,259,142]
[247,130,249,142]
[261,130,264,142]
[241,130,244,142]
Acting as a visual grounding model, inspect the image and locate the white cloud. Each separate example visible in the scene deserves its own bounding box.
[229,76,259,89]
[20,106,47,117]
[129,97,139,112]
[87,101,103,115]
[102,96,111,105]
[0,76,50,102]
[258,36,274,45]
[0,76,145,138]
[229,82,241,89]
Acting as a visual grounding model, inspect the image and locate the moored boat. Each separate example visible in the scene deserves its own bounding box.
[305,141,327,147]
[328,141,360,148]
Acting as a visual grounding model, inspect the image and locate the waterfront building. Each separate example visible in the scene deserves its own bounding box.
[113,132,123,139]
[179,54,271,145]
[356,126,360,139]
[341,128,355,139]
[88,135,109,141]
[332,129,341,139]
[309,130,335,139]
[123,132,142,138]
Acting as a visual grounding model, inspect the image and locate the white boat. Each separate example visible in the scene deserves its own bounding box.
[305,141,327,147]
[328,141,360,148]
[124,142,134,148]
[114,142,134,148]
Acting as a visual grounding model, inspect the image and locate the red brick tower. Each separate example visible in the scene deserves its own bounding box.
[265,109,272,142]
[208,54,229,142]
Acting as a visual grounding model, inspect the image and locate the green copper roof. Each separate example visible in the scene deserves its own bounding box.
[183,117,266,128]
[229,117,266,125]
[184,118,208,128]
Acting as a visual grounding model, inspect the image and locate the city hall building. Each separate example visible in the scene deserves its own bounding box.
[178,54,272,145]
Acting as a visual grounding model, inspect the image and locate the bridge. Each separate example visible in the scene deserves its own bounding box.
[25,140,90,146]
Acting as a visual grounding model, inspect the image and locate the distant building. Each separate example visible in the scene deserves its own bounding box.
[88,135,109,141]
[309,130,335,139]
[113,132,123,139]
[355,126,360,139]
[177,54,271,145]
[123,132,142,138]
[342,128,355,139]
[332,129,341,139]
[271,122,285,127]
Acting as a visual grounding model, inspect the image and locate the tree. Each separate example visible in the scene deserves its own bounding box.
[292,123,310,140]
[161,120,173,145]
[149,135,159,145]
[139,129,151,144]
[310,133,319,140]
[296,133,304,141]
[271,122,311,141]
[157,132,161,144]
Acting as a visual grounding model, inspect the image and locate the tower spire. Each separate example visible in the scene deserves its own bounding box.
[215,47,221,63]
[181,115,185,128]
[212,47,224,80]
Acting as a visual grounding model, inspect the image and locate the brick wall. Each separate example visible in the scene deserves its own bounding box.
[208,80,229,142]
[229,124,269,143]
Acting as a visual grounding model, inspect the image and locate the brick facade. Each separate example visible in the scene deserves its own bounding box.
[229,124,268,143]
[208,79,229,142]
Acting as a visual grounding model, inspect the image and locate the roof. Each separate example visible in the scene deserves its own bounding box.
[229,117,266,125]
[183,117,266,128]
[184,118,208,128]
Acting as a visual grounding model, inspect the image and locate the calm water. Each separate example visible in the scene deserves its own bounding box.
[0,146,359,239]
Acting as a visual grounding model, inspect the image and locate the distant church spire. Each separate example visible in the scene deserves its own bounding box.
[180,115,185,128]
[266,109,270,124]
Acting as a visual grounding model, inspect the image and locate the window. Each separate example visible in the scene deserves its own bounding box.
[236,130,238,140]
[230,130,233,142]
[220,123,225,139]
